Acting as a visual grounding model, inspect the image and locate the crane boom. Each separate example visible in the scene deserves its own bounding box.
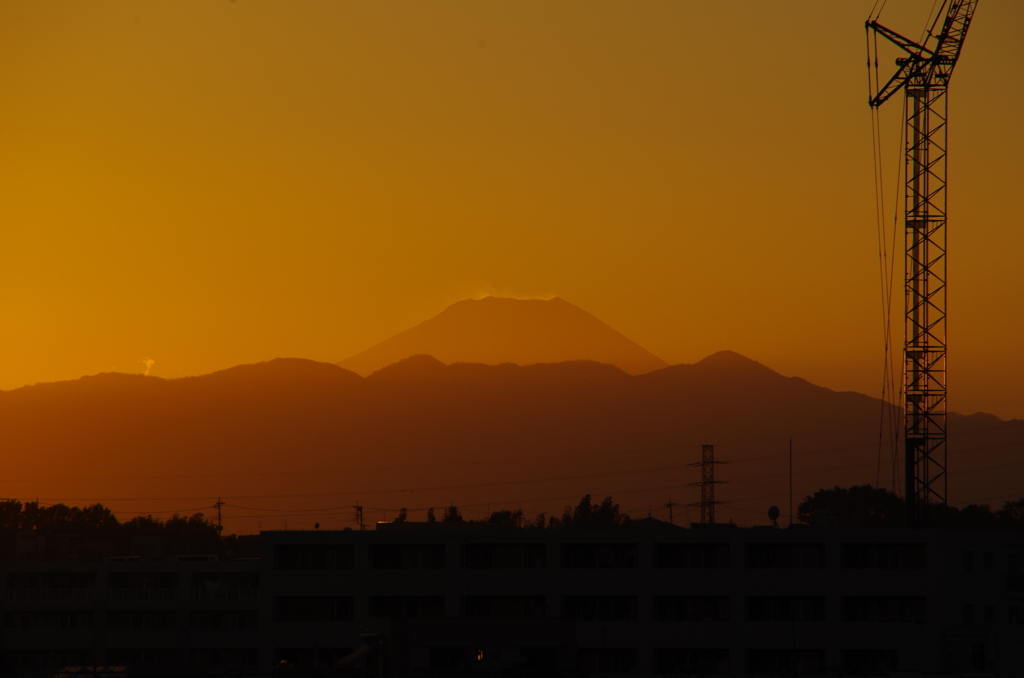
[866,0,978,527]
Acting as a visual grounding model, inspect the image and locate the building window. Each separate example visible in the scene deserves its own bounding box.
[841,543,926,569]
[6,649,96,669]
[370,544,445,569]
[577,648,638,674]
[963,551,974,573]
[4,611,95,630]
[107,572,178,600]
[1010,606,1022,625]
[654,596,729,622]
[464,596,546,619]
[430,647,469,669]
[105,649,177,666]
[275,648,353,667]
[563,543,637,568]
[563,596,637,621]
[655,543,729,569]
[369,596,445,619]
[971,643,988,671]
[520,647,558,671]
[747,543,825,569]
[191,572,259,600]
[747,650,826,676]
[841,650,897,674]
[106,610,174,630]
[842,597,926,623]
[188,609,258,630]
[464,543,546,569]
[654,649,729,675]
[747,597,825,622]
[275,544,353,570]
[189,648,258,667]
[275,596,353,622]
[5,573,97,601]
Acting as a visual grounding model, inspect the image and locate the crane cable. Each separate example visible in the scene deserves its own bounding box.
[867,14,904,496]
[867,23,888,490]
[868,0,888,22]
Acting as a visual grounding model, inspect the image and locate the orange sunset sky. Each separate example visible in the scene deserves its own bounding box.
[2,1,1023,419]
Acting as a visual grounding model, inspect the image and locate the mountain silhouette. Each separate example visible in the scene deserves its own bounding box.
[1,354,1021,533]
[338,297,669,376]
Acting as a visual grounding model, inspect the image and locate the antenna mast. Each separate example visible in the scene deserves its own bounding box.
[866,0,978,527]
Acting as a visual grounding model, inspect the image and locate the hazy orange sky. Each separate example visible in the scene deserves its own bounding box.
[2,1,1022,419]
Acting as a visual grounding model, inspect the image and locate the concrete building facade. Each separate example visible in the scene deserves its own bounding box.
[0,525,1020,676]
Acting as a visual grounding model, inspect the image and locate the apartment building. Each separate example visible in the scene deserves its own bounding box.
[0,525,1020,677]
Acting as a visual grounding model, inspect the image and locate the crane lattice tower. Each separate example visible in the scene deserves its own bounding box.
[866,0,978,527]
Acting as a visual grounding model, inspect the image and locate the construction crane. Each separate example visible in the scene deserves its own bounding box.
[866,1,978,527]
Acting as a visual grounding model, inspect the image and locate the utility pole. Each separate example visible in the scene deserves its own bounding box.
[687,444,727,525]
[789,438,793,527]
[214,498,224,534]
[665,499,678,525]
[866,0,978,527]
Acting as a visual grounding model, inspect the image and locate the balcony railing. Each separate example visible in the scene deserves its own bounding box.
[107,588,177,601]
[190,588,260,601]
[5,589,94,602]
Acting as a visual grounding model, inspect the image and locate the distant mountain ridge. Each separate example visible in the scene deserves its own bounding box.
[3,353,1021,533]
[338,297,669,376]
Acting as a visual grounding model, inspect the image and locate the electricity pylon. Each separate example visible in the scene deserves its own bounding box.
[687,444,726,525]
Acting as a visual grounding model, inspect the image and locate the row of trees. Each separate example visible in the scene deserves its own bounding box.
[797,484,1024,530]
[5,487,1024,549]
[0,500,238,560]
[392,487,1024,531]
[391,494,634,529]
[0,499,219,537]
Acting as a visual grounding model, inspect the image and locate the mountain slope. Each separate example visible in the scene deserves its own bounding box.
[338,297,669,376]
[1,355,1020,533]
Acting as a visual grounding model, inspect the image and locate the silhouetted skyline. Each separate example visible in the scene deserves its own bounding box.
[3,347,1020,535]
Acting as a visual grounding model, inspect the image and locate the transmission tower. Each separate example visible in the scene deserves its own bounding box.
[866,1,978,527]
[354,503,365,531]
[687,444,726,524]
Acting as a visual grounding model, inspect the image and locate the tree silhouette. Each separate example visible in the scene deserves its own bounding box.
[484,509,524,529]
[442,505,463,523]
[998,497,1024,526]
[553,495,628,529]
[798,485,904,528]
[951,503,998,530]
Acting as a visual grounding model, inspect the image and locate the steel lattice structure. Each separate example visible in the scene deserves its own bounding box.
[867,0,978,527]
[688,444,725,525]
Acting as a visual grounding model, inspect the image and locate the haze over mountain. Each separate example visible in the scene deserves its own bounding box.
[2,353,1021,534]
[338,297,669,376]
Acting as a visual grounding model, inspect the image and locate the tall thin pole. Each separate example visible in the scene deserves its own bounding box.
[215,498,224,534]
[788,438,793,527]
